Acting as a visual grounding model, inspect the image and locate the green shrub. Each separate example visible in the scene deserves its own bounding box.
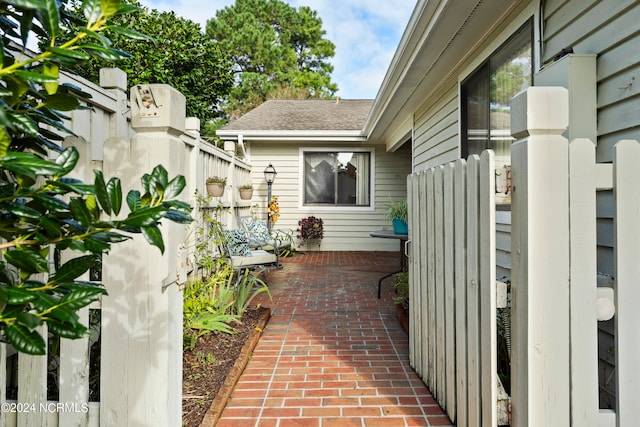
[0,0,192,355]
[392,272,409,309]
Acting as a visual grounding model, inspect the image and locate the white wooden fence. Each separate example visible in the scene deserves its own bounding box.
[408,86,640,426]
[0,69,253,426]
[407,150,501,426]
[510,88,639,427]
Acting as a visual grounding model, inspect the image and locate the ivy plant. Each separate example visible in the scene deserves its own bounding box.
[0,0,193,355]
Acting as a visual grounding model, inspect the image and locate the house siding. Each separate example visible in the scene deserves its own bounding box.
[544,0,640,271]
[412,86,460,171]
[248,142,412,252]
[543,0,640,408]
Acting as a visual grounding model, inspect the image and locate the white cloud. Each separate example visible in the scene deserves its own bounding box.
[137,0,416,99]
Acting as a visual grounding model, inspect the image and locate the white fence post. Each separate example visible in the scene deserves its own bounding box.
[510,87,571,426]
[101,84,187,426]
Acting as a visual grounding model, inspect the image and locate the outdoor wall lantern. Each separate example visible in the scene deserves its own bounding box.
[264,163,277,229]
[264,163,277,185]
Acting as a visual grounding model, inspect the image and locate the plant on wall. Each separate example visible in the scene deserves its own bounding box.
[296,216,323,246]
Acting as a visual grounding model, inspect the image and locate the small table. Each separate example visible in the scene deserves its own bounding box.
[369,230,409,298]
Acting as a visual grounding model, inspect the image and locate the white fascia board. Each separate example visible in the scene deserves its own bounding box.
[216,129,368,143]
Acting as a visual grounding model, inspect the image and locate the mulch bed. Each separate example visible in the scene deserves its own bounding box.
[182,306,271,427]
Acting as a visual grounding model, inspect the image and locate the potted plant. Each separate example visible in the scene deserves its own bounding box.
[206,176,226,197]
[296,216,323,248]
[392,272,409,333]
[385,199,408,234]
[238,184,253,200]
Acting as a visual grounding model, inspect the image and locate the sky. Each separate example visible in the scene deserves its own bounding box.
[136,0,416,100]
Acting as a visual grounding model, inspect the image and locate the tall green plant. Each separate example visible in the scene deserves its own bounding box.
[183,270,240,350]
[234,270,270,316]
[0,0,192,355]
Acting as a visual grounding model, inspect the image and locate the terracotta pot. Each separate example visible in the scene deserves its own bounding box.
[396,304,409,334]
[206,182,224,197]
[239,188,253,200]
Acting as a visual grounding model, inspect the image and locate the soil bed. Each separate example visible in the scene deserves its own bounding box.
[182,306,270,427]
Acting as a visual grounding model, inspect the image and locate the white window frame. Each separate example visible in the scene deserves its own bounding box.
[298,147,375,212]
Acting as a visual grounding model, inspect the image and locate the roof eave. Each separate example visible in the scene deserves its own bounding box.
[216,129,368,143]
[364,0,524,147]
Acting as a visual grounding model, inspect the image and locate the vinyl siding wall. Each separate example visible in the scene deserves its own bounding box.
[412,85,460,171]
[544,0,640,276]
[543,0,640,408]
[247,142,412,251]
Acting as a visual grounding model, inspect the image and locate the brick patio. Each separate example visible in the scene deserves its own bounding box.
[216,251,454,427]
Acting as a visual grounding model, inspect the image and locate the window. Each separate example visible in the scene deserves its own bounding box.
[461,20,533,160]
[301,150,372,207]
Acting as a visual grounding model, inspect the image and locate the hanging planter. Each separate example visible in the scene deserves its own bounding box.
[238,185,253,200]
[206,176,226,197]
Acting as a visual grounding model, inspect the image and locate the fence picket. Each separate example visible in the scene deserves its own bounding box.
[465,155,482,426]
[408,174,417,371]
[409,173,422,375]
[443,163,457,419]
[426,169,436,391]
[434,166,446,405]
[568,138,599,427]
[454,159,468,427]
[479,150,497,427]
[419,171,429,379]
[17,325,47,427]
[614,140,640,425]
[59,307,91,426]
[0,343,5,427]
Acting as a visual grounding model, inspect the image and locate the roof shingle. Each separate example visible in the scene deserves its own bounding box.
[221,99,373,131]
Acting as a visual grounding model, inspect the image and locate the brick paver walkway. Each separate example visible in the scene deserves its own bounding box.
[217,251,454,427]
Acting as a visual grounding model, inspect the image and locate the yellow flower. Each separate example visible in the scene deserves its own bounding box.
[268,196,280,223]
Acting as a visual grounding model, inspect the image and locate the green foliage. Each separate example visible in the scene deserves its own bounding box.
[183,270,240,349]
[190,191,229,277]
[183,262,272,350]
[385,199,408,222]
[392,272,409,309]
[62,0,234,130]
[183,201,272,349]
[0,0,193,355]
[491,61,531,108]
[234,270,270,316]
[206,0,338,116]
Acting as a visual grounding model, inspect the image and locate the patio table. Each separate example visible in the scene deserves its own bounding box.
[369,230,409,298]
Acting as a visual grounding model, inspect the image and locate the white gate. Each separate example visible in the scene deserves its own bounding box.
[407,150,502,426]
